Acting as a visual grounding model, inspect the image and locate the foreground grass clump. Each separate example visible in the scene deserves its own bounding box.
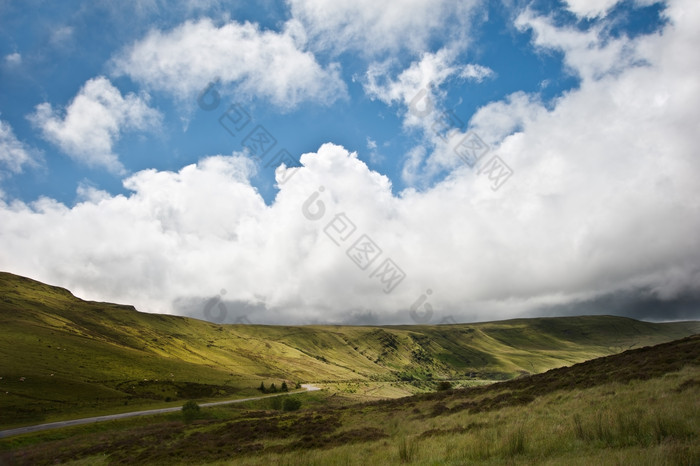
[2,334,698,465]
[397,436,418,462]
[572,404,695,447]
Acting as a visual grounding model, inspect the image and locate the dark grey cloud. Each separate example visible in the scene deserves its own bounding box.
[172,295,268,325]
[535,288,700,323]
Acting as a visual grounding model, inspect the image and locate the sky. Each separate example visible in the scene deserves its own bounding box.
[1,0,699,325]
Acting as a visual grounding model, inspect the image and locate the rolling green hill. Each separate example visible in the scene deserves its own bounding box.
[1,271,698,428]
[3,331,699,465]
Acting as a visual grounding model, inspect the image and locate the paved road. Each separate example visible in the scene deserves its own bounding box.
[0,384,320,439]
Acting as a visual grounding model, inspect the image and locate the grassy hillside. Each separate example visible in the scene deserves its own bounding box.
[1,271,698,428]
[2,333,698,465]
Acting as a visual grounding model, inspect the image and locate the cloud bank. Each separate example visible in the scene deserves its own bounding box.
[1,0,698,324]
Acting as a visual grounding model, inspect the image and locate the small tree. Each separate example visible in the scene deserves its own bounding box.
[259,381,266,393]
[281,381,288,392]
[282,397,301,411]
[182,400,200,422]
[269,383,277,393]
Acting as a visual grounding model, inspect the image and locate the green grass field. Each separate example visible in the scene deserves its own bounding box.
[2,333,698,465]
[1,271,699,430]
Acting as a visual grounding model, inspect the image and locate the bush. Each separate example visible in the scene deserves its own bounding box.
[182,400,200,422]
[269,383,277,393]
[282,397,301,411]
[281,381,288,392]
[437,381,452,391]
[259,382,266,393]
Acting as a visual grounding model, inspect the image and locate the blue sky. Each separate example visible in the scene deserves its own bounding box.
[0,0,603,203]
[1,0,698,325]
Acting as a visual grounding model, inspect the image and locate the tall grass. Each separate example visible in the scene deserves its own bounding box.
[504,425,526,456]
[571,406,694,448]
[397,436,417,462]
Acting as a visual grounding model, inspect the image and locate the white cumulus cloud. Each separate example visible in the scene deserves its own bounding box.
[287,0,480,55]
[362,50,497,183]
[111,18,347,109]
[515,9,639,82]
[561,0,659,18]
[28,76,161,173]
[364,49,464,129]
[460,63,495,82]
[562,0,621,18]
[4,53,22,67]
[0,119,40,174]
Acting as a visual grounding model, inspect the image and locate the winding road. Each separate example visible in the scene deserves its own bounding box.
[0,384,320,439]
